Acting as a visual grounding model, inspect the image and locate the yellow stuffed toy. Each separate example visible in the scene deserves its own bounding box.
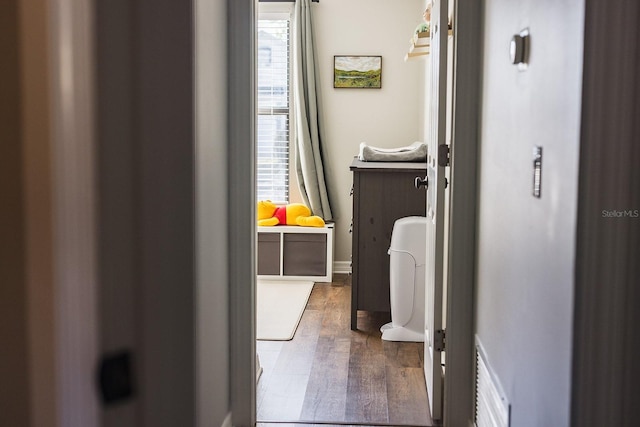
[257,200,325,227]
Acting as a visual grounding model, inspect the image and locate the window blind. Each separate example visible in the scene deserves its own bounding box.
[257,18,290,204]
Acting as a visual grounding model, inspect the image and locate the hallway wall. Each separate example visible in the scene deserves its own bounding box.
[475,0,584,426]
[96,0,229,426]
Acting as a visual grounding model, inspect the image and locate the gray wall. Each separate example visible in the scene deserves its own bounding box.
[475,1,584,426]
[96,0,137,423]
[97,0,229,425]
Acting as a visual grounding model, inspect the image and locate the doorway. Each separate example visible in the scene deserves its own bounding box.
[230,0,481,426]
[248,0,477,426]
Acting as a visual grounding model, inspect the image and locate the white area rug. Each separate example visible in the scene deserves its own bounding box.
[256,279,314,341]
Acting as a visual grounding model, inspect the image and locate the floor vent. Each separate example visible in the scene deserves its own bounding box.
[475,341,510,427]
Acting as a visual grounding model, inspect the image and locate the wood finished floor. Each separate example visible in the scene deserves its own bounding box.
[257,275,434,426]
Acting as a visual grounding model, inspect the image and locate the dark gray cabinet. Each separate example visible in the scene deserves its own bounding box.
[350,158,427,330]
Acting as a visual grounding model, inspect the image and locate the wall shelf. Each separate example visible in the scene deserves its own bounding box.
[404,31,429,61]
[404,28,454,61]
[414,30,431,47]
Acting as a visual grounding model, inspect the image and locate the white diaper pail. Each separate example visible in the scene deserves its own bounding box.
[380,216,428,342]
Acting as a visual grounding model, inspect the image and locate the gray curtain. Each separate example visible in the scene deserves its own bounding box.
[293,0,333,221]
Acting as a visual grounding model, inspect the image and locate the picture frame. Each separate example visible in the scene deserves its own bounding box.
[333,55,382,89]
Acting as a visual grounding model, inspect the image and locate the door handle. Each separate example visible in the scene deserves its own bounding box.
[414,176,428,189]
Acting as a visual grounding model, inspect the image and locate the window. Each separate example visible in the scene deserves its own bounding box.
[257,15,291,204]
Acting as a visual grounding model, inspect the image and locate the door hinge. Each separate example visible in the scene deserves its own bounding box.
[435,329,446,352]
[438,144,450,167]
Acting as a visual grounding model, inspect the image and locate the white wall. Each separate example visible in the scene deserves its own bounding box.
[418,0,431,143]
[310,0,426,262]
[475,0,584,426]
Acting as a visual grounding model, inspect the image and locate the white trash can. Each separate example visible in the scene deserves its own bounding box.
[380,216,428,342]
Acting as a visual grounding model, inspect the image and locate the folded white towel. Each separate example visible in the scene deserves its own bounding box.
[358,141,427,162]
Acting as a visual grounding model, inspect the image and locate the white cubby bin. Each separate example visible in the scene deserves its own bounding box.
[257,223,334,282]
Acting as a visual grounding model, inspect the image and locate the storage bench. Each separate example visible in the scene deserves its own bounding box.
[257,224,334,282]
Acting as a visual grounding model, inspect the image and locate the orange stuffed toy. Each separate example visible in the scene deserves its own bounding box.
[257,200,325,227]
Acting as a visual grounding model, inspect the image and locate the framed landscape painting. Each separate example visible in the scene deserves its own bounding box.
[334,55,382,89]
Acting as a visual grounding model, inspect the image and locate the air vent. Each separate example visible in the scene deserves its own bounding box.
[475,342,510,427]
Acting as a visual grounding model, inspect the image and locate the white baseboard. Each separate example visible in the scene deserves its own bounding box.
[221,412,232,427]
[333,261,351,275]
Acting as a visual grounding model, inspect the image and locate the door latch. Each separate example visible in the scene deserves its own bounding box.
[438,144,450,167]
[434,329,446,352]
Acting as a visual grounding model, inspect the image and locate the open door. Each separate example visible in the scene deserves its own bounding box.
[423,0,448,421]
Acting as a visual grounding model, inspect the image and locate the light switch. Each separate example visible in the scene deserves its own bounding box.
[510,28,530,70]
[510,35,525,64]
[533,146,542,198]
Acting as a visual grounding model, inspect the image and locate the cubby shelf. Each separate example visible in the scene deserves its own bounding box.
[257,224,334,282]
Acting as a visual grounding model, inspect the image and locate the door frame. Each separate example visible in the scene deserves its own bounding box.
[227,0,484,425]
[442,0,483,425]
[228,0,257,426]
[18,0,101,425]
[424,0,449,420]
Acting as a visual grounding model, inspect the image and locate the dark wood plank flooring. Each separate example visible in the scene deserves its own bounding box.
[257,275,433,426]
[256,424,424,427]
[257,424,426,427]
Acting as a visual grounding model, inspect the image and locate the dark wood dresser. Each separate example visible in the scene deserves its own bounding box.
[350,158,427,330]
